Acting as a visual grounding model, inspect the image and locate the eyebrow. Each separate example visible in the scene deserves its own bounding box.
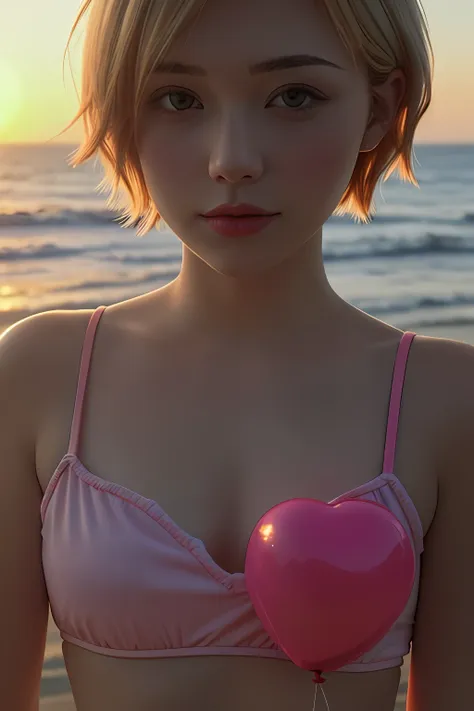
[153,54,344,76]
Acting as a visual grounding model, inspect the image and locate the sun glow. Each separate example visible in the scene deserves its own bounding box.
[0,59,23,137]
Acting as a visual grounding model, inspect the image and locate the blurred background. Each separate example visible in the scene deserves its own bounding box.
[0,1,473,709]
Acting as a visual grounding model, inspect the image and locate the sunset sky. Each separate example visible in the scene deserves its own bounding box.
[0,0,473,145]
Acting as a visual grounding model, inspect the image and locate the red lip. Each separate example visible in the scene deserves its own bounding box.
[202,203,279,217]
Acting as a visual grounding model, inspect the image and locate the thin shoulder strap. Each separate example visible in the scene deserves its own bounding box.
[67,305,107,456]
[382,332,416,475]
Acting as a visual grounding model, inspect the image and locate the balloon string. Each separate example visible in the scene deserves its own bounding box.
[312,683,330,711]
[311,673,330,711]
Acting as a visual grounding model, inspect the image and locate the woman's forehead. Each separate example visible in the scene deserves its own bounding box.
[161,0,353,71]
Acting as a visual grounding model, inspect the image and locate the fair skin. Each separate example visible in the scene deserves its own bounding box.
[0,0,473,710]
[137,0,393,340]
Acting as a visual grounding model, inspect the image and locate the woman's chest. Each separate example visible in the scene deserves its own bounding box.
[36,343,434,574]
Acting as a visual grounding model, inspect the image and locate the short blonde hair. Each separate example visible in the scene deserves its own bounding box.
[56,0,434,237]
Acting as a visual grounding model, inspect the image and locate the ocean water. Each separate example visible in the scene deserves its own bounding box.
[0,142,473,332]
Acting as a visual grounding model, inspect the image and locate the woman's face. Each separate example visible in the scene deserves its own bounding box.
[137,0,397,278]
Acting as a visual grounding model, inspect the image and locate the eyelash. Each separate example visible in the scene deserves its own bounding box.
[149,84,328,113]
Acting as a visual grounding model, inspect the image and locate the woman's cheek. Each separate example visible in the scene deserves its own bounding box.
[280,138,348,201]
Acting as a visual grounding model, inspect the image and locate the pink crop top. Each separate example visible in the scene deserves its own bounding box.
[41,305,424,672]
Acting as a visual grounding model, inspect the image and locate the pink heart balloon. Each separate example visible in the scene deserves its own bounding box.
[245,497,415,674]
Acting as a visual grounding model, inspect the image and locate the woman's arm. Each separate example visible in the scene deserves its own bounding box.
[407,339,474,710]
[0,315,51,710]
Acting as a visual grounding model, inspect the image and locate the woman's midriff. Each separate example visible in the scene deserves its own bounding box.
[63,641,404,711]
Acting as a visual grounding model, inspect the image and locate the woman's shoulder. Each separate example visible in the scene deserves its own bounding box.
[409,332,474,420]
[3,296,160,385]
[0,308,95,413]
[406,332,474,493]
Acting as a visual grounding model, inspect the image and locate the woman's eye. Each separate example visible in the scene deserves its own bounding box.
[151,90,202,112]
[268,86,327,111]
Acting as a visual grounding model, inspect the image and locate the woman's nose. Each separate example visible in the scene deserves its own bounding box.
[208,114,264,185]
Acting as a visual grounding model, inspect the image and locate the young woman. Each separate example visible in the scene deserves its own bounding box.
[1,0,473,709]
